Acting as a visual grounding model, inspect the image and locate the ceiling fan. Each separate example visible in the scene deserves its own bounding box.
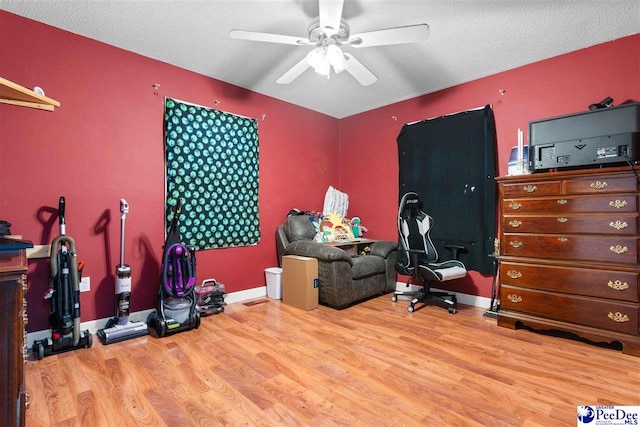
[229,0,430,86]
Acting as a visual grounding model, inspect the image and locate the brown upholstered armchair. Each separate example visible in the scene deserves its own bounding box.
[275,215,397,309]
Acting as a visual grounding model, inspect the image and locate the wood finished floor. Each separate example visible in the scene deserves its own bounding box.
[25,295,640,426]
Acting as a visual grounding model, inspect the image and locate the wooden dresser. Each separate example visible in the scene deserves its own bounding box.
[0,238,33,427]
[496,166,640,356]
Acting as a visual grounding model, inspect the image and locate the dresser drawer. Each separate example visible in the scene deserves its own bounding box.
[563,175,639,195]
[502,195,638,214]
[499,261,639,302]
[502,181,561,198]
[502,213,638,235]
[500,285,639,335]
[502,233,639,265]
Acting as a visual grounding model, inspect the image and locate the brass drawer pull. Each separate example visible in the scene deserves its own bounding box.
[557,199,568,205]
[609,220,628,230]
[508,220,522,228]
[509,240,523,248]
[523,185,537,193]
[609,200,627,209]
[607,280,629,291]
[507,270,522,279]
[590,181,608,190]
[607,312,630,323]
[508,202,522,210]
[507,294,522,303]
[609,245,628,255]
[557,237,568,242]
[557,217,568,223]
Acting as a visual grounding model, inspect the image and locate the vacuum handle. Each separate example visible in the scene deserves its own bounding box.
[120,199,129,217]
[119,199,129,266]
[168,199,182,232]
[58,196,66,235]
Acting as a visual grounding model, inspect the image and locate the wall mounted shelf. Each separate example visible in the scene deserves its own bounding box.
[0,76,60,111]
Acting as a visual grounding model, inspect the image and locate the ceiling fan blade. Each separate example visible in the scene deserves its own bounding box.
[349,24,430,48]
[230,29,311,46]
[344,53,377,86]
[319,0,344,36]
[276,57,312,84]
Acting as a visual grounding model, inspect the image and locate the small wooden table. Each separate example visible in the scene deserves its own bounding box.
[322,239,378,256]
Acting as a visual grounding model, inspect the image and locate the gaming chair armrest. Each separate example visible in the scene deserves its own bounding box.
[368,240,397,259]
[444,244,466,260]
[398,248,427,279]
[284,240,354,265]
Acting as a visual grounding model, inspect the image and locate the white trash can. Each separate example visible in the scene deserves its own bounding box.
[265,267,282,299]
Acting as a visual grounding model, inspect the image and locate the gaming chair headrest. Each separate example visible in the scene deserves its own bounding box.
[399,192,423,216]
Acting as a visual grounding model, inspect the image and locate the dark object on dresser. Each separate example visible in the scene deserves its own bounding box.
[275,215,397,309]
[529,101,640,171]
[496,165,640,356]
[0,220,11,236]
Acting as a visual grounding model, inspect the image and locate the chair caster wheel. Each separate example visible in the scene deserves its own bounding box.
[408,305,415,313]
[391,295,398,302]
[448,307,456,314]
[36,342,44,360]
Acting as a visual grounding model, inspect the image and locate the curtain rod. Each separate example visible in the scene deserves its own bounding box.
[405,104,491,126]
[165,96,258,121]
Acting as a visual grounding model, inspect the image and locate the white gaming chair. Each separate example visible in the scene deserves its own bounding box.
[392,192,467,313]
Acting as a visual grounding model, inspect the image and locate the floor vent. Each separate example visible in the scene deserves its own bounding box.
[243,299,269,307]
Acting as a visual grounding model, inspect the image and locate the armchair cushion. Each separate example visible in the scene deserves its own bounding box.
[369,240,397,259]
[351,256,385,279]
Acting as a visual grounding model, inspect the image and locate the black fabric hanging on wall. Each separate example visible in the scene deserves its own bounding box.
[397,105,497,275]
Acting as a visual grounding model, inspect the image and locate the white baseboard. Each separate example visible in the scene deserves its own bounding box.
[26,284,489,348]
[25,309,156,349]
[394,281,491,309]
[224,286,267,304]
[26,286,269,348]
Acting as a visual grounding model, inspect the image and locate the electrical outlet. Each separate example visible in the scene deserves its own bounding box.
[80,277,90,292]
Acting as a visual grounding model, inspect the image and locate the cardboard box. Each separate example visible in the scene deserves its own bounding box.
[282,255,319,311]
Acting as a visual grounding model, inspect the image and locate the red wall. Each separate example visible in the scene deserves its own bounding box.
[338,33,640,297]
[2,9,638,330]
[0,11,339,331]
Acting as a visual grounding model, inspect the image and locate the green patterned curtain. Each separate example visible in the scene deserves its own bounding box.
[164,98,260,250]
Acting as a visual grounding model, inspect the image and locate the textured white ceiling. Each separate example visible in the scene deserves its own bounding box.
[1,0,639,118]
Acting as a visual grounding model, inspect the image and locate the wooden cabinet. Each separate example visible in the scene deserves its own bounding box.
[496,166,640,356]
[0,238,33,427]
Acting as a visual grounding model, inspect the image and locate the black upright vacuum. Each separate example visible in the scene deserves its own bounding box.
[97,199,149,344]
[33,196,92,360]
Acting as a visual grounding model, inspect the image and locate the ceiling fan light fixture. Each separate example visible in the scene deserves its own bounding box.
[306,47,330,77]
[315,59,331,77]
[306,44,347,78]
[327,44,347,73]
[306,46,325,69]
